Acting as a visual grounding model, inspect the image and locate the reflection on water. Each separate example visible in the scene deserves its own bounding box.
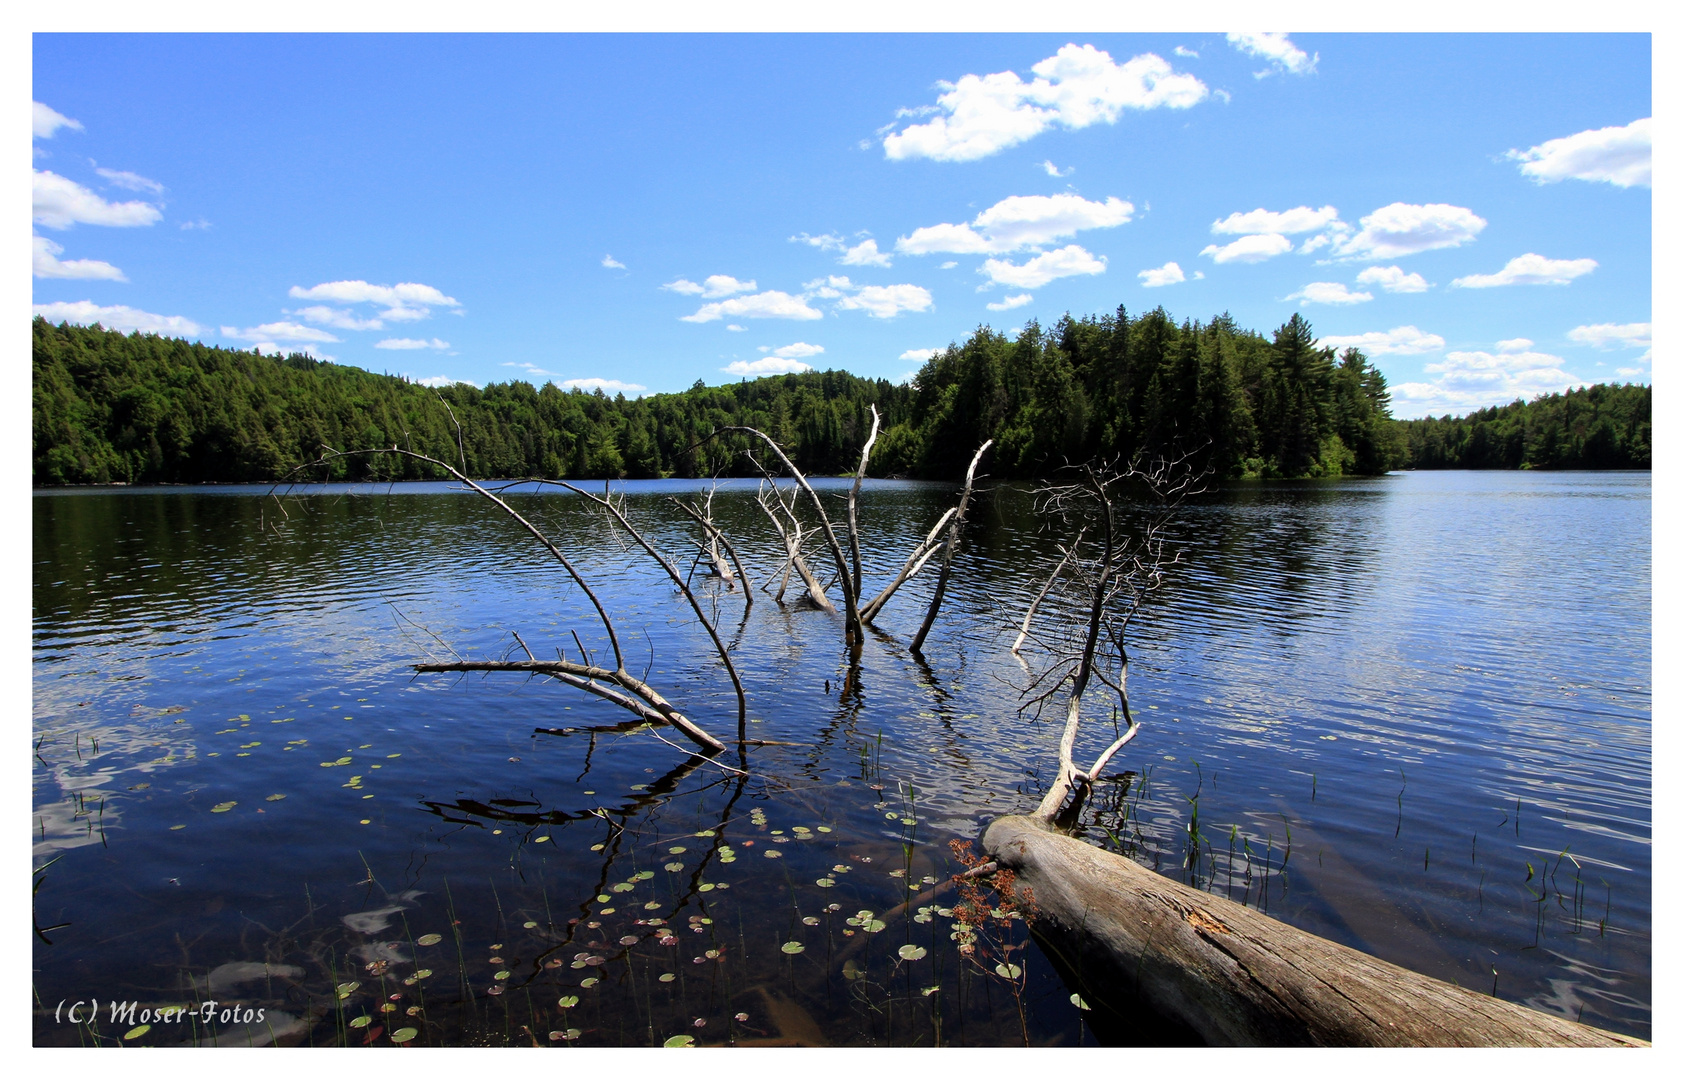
[32,472,1650,1044]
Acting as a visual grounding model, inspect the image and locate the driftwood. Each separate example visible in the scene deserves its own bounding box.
[982,815,1645,1047]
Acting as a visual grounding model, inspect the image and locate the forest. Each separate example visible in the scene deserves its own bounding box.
[32,311,1648,486]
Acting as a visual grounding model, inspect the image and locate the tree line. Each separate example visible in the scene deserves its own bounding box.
[32,313,1648,487]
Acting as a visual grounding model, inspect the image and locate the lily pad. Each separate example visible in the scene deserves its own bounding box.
[1070,993,1091,1010]
[523,920,539,929]
[494,970,510,980]
[391,1026,417,1044]
[559,995,579,1008]
[898,945,928,961]
[816,878,835,887]
[663,1034,695,1047]
[668,845,688,854]
[580,977,600,988]
[416,933,443,946]
[124,1024,150,1040]
[665,862,684,872]
[659,973,676,983]
[210,801,237,813]
[349,1015,372,1028]
[864,919,886,933]
[780,941,805,954]
[994,963,1023,979]
[265,794,286,802]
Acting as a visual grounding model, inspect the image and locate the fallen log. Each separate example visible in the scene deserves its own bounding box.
[982,814,1646,1047]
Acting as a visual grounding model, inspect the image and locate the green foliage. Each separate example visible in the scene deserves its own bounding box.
[33,314,1647,487]
[1397,383,1651,470]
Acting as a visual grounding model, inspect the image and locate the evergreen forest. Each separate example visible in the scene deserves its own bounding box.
[32,312,1649,487]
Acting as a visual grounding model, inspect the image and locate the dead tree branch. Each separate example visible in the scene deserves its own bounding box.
[754,476,834,611]
[909,439,993,655]
[846,403,881,603]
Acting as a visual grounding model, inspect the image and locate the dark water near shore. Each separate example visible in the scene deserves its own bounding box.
[32,471,1651,1045]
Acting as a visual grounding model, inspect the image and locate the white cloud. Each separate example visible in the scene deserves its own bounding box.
[32,234,125,280]
[1211,205,1340,235]
[179,218,211,230]
[723,358,816,377]
[601,254,626,269]
[662,278,705,294]
[898,193,1133,255]
[287,280,460,324]
[226,321,341,344]
[726,324,746,332]
[882,43,1206,162]
[839,239,892,267]
[251,342,334,361]
[1138,261,1186,287]
[663,275,755,298]
[1333,203,1486,260]
[415,375,474,388]
[33,101,83,139]
[375,337,450,350]
[1041,160,1072,177]
[986,293,1034,311]
[791,232,845,250]
[560,377,646,395]
[1568,322,1651,349]
[836,283,934,318]
[95,168,165,195]
[1227,32,1318,77]
[1507,118,1650,189]
[1173,46,1199,59]
[939,260,958,269]
[900,348,941,362]
[758,342,825,359]
[1200,233,1293,264]
[1393,348,1587,415]
[33,300,200,337]
[982,244,1106,289]
[503,361,557,378]
[1496,338,1534,352]
[1315,325,1445,356]
[290,305,385,331]
[1355,265,1430,293]
[680,290,823,323]
[1451,253,1597,289]
[33,170,162,229]
[1288,282,1372,305]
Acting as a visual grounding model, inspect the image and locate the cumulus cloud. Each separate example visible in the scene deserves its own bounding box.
[1355,265,1430,293]
[33,234,125,280]
[726,324,746,332]
[898,193,1133,255]
[1333,203,1486,260]
[791,232,846,250]
[723,357,816,377]
[1451,254,1597,288]
[759,342,825,359]
[940,261,958,269]
[836,283,935,318]
[1496,338,1533,352]
[95,167,165,195]
[1227,33,1318,77]
[981,245,1106,288]
[1173,46,1199,59]
[375,337,450,350]
[601,254,626,269]
[33,170,162,229]
[1211,205,1340,235]
[287,280,460,322]
[1507,118,1650,189]
[1041,160,1072,177]
[560,377,647,395]
[33,101,83,139]
[1568,322,1651,349]
[290,305,386,331]
[1315,325,1445,355]
[415,375,474,388]
[1287,282,1372,305]
[1200,233,1293,264]
[33,300,200,337]
[663,275,755,298]
[179,218,212,230]
[986,293,1034,311]
[882,43,1207,162]
[225,321,341,344]
[840,239,893,267]
[1138,262,1186,287]
[680,290,823,323]
[1393,349,1587,415]
[900,348,942,362]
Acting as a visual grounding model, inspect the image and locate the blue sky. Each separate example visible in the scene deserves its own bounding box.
[31,32,1651,418]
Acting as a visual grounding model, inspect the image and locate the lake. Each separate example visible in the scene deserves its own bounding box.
[31,470,1651,1046]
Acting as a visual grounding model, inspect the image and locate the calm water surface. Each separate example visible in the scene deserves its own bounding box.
[31,471,1651,1045]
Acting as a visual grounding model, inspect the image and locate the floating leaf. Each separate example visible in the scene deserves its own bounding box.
[580,977,600,988]
[698,883,714,892]
[663,1035,695,1047]
[559,995,580,1008]
[668,846,688,854]
[865,919,886,933]
[665,862,684,872]
[415,969,432,978]
[169,824,186,831]
[659,973,676,983]
[416,933,443,946]
[1070,993,1090,1010]
[817,826,832,833]
[264,794,286,802]
[635,870,655,881]
[211,801,237,813]
[612,883,634,893]
[590,844,604,852]
[535,836,551,843]
[780,941,805,954]
[494,970,510,980]
[994,963,1023,979]
[921,985,940,997]
[816,878,835,888]
[763,849,782,858]
[898,945,928,961]
[349,1015,372,1028]
[124,1024,150,1040]
[644,901,662,910]
[391,1026,417,1044]
[802,916,819,926]
[486,985,504,996]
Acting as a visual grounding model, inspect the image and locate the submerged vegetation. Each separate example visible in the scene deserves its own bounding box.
[34,312,1648,488]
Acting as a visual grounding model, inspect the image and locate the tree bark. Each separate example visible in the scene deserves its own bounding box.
[981,815,1646,1047]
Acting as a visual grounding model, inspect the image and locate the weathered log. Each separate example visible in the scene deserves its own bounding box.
[981,815,1646,1047]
